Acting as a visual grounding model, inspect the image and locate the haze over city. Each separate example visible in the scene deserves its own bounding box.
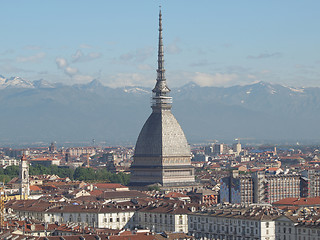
[1,0,319,88]
[0,1,319,145]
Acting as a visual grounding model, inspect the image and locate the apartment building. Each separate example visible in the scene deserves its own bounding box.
[300,169,320,197]
[221,171,301,204]
[220,171,254,204]
[188,205,280,240]
[275,213,320,240]
[136,201,200,233]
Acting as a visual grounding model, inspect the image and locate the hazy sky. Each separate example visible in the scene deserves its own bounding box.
[1,0,319,88]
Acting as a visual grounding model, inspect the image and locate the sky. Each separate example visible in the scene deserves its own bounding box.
[1,0,320,88]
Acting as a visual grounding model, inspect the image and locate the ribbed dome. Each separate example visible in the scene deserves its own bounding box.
[134,110,190,157]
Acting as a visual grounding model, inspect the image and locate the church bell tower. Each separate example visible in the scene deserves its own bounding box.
[19,154,29,199]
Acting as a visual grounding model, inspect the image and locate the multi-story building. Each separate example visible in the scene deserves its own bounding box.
[7,199,320,239]
[136,201,200,233]
[66,147,96,157]
[250,172,301,204]
[253,172,300,204]
[300,169,320,197]
[214,144,228,156]
[6,199,200,233]
[204,144,214,156]
[3,148,27,158]
[188,205,280,240]
[7,200,137,229]
[232,142,242,156]
[220,171,254,204]
[275,210,320,240]
[253,171,268,203]
[46,204,136,229]
[0,156,20,167]
[265,174,300,203]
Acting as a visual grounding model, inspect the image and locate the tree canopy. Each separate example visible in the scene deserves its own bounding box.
[2,164,130,186]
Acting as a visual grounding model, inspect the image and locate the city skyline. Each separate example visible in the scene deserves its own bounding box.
[1,0,319,88]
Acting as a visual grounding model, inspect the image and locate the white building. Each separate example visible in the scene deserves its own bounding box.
[136,201,200,233]
[0,156,20,167]
[6,199,200,233]
[7,199,320,239]
[188,205,280,240]
[275,215,320,240]
[45,202,137,229]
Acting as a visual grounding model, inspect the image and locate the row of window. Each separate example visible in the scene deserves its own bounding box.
[190,223,260,235]
[189,216,261,227]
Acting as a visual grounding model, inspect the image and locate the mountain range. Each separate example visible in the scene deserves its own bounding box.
[0,75,319,145]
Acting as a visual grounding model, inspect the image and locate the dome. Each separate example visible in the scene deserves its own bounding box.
[134,110,190,157]
[130,9,195,187]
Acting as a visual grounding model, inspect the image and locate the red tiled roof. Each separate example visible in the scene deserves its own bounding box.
[164,192,188,198]
[267,167,279,171]
[93,183,126,189]
[273,197,320,206]
[209,164,221,168]
[89,189,103,196]
[30,157,56,161]
[30,185,42,191]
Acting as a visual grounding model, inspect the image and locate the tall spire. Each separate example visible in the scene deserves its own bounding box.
[152,7,172,110]
[157,7,165,84]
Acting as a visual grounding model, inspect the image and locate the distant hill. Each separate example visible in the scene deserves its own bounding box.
[0,75,319,145]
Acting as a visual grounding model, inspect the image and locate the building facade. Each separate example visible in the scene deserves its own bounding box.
[0,157,20,167]
[7,199,320,239]
[221,172,301,204]
[264,174,300,203]
[220,171,254,204]
[275,215,320,240]
[188,205,279,240]
[135,201,195,233]
[300,169,320,198]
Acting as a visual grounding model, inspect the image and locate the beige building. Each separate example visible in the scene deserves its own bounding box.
[0,157,20,167]
[188,205,280,240]
[136,201,200,233]
[66,147,96,157]
[276,214,320,240]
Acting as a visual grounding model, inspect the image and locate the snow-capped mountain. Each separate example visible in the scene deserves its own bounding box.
[122,87,150,94]
[0,75,57,89]
[33,79,56,88]
[0,76,34,89]
[0,75,320,144]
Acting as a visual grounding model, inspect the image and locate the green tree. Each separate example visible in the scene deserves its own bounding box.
[73,167,96,181]
[4,165,19,177]
[72,167,130,185]
[0,175,11,183]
